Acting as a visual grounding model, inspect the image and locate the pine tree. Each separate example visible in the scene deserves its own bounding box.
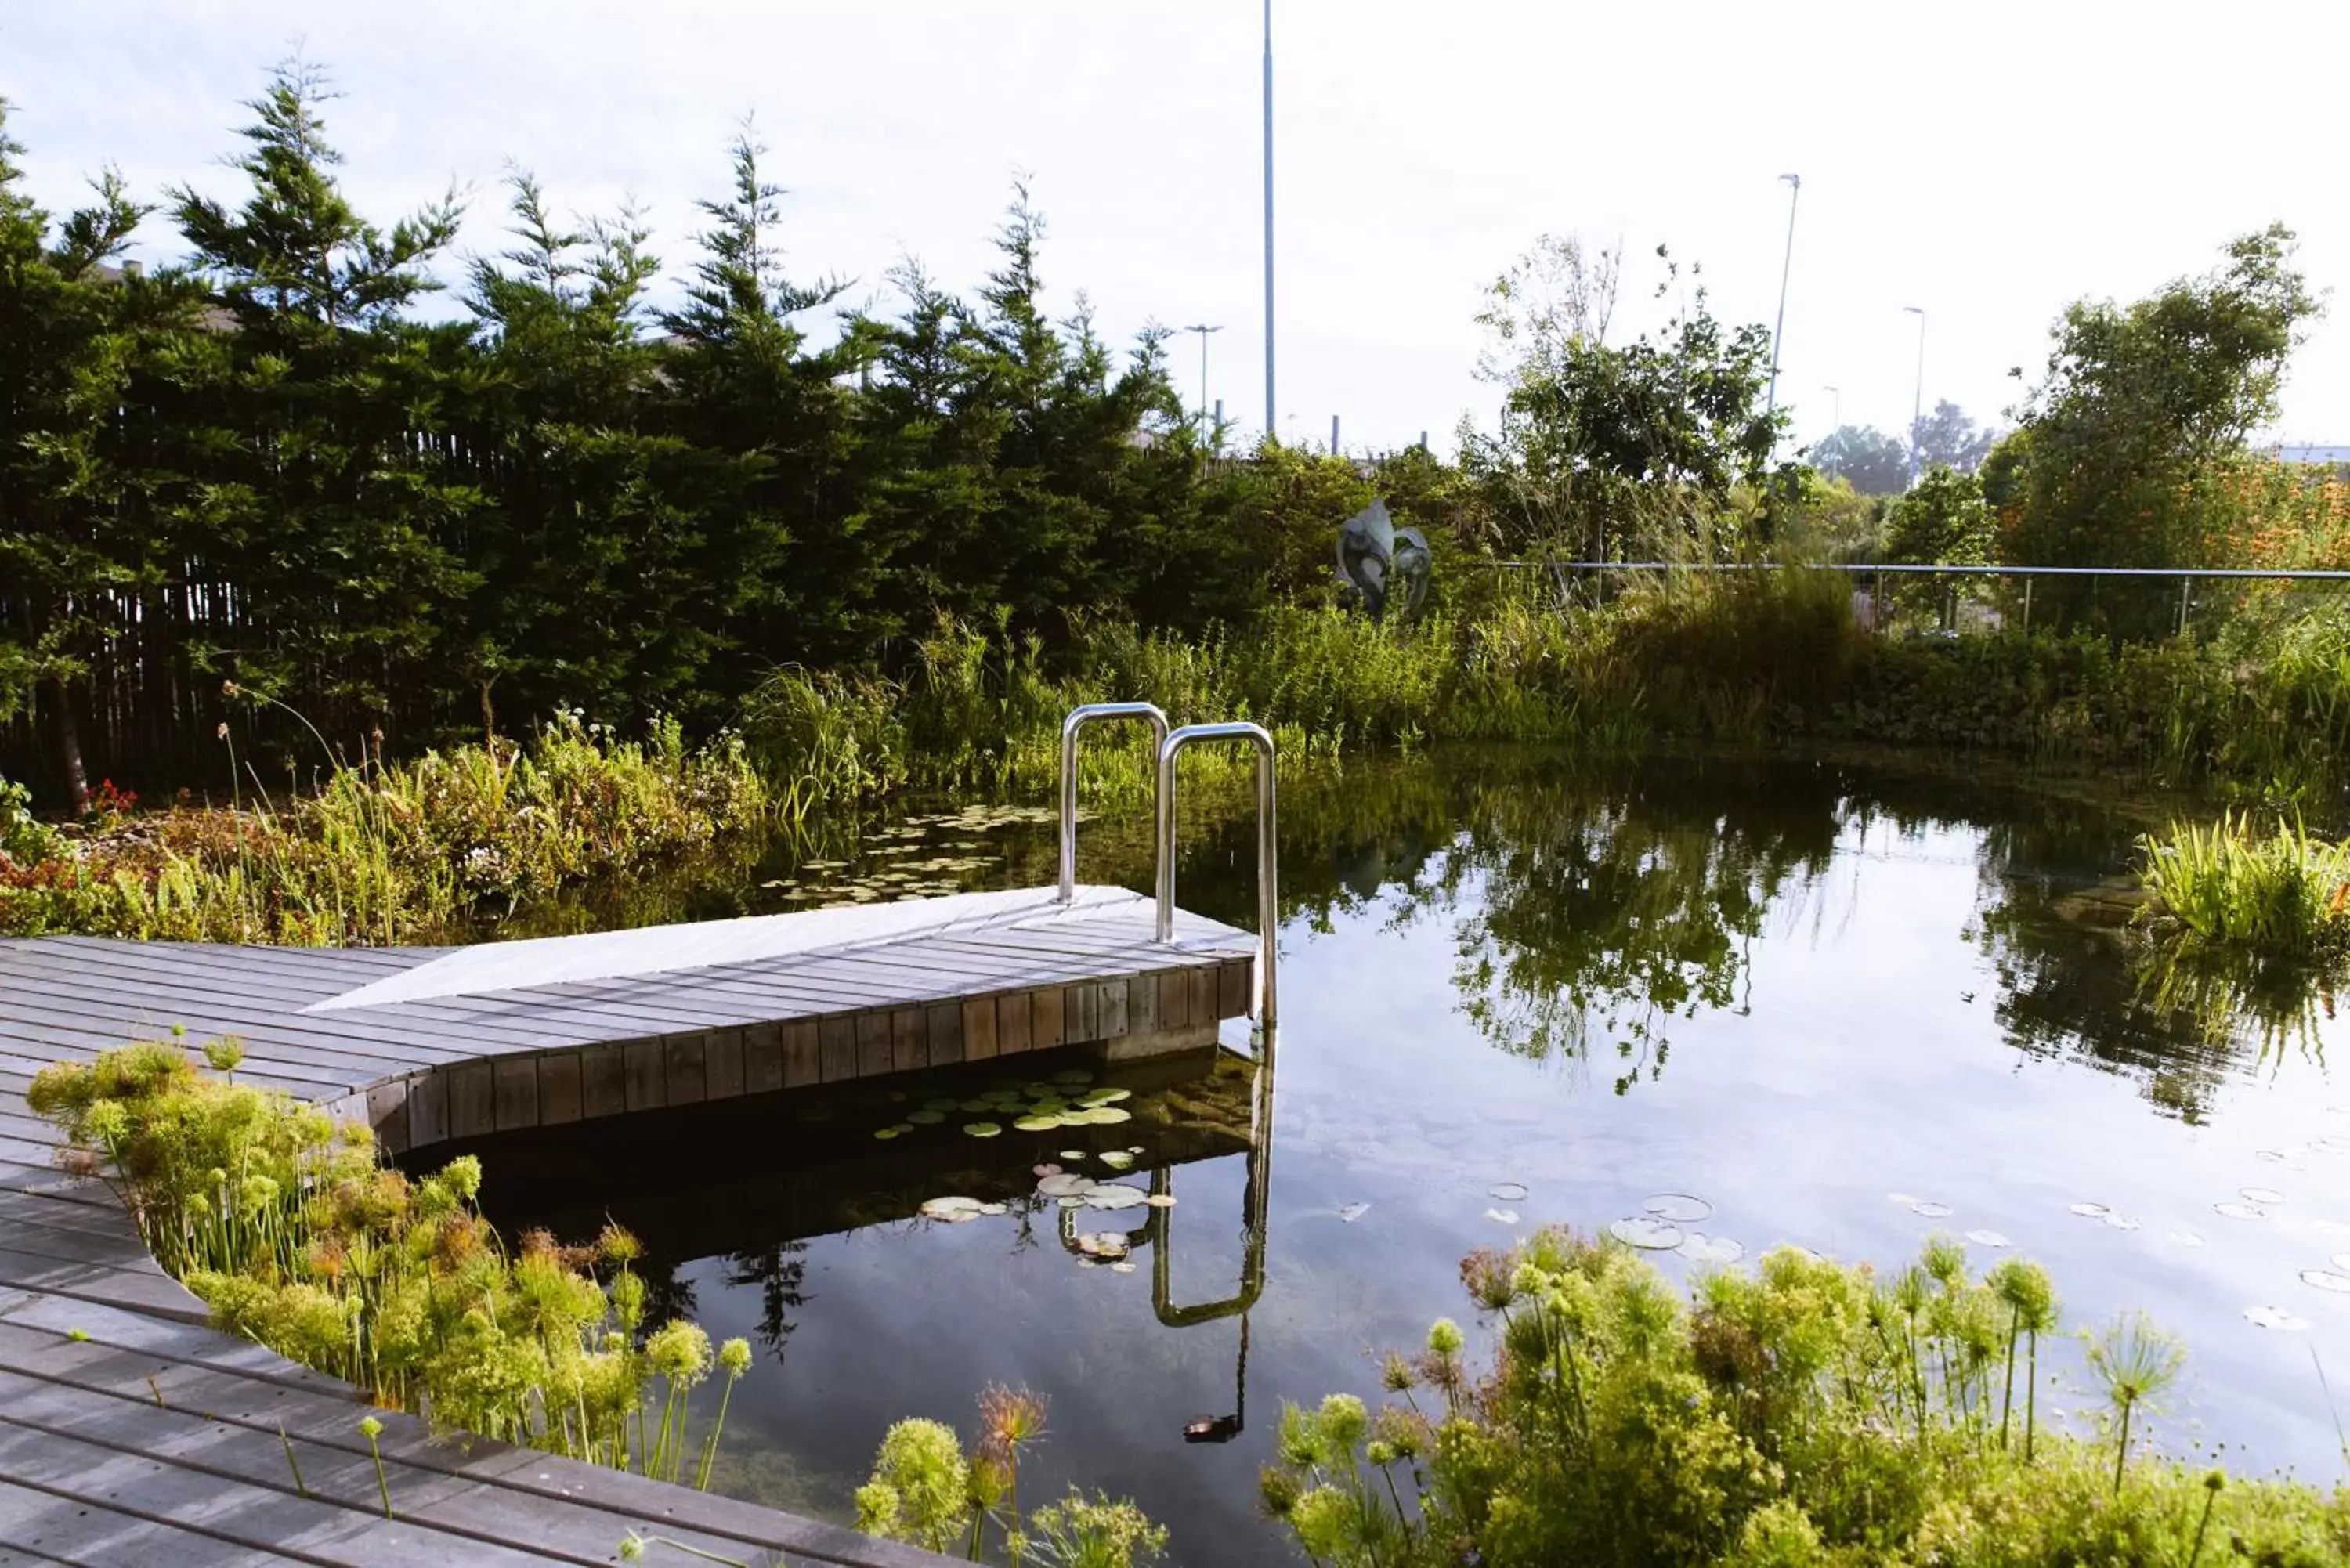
[166,58,478,745]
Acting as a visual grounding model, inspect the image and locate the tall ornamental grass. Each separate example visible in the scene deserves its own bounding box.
[29,1042,751,1481]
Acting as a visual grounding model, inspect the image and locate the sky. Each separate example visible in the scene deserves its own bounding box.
[4,1,2346,459]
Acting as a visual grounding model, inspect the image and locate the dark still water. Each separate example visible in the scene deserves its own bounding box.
[443,751,2350,1565]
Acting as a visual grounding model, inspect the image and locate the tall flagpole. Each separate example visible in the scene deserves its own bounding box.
[1263,0,1275,442]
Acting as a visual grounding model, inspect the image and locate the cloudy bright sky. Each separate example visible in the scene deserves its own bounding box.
[5,2,2345,457]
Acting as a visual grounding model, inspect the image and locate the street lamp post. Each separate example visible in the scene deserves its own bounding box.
[1183,323,1224,446]
[1765,173,1801,420]
[1262,0,1276,442]
[1902,305,1927,487]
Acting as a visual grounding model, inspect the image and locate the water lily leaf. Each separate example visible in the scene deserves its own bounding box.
[1484,1208,1520,1225]
[1036,1173,1094,1198]
[1144,1194,1177,1209]
[1609,1216,1683,1249]
[1110,1261,1138,1274]
[2101,1212,2140,1231]
[1337,1202,1371,1223]
[920,1196,984,1221]
[1081,1107,1133,1125]
[978,1202,1007,1216]
[1078,1087,1132,1107]
[1013,1115,1063,1133]
[959,1098,995,1113]
[962,1122,1002,1139]
[1909,1201,1954,1219]
[873,1125,909,1140]
[1097,1151,1136,1171]
[2213,1201,2265,1220]
[1679,1234,1745,1266]
[906,1110,945,1125]
[1085,1183,1148,1210]
[2068,1202,2110,1219]
[2244,1305,2311,1331]
[2298,1270,2350,1293]
[1963,1230,2011,1248]
[1488,1183,1530,1202]
[1058,1150,1090,1162]
[1058,1195,1086,1209]
[1643,1194,1713,1223]
[1034,1163,1061,1177]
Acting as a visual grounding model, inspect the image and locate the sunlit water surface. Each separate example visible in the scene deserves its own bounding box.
[449,753,2350,1564]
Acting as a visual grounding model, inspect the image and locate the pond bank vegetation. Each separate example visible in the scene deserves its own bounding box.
[29,1042,753,1483]
[1262,1229,2348,1566]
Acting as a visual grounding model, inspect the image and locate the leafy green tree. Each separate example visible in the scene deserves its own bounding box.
[1912,399,1998,475]
[2003,225,2319,587]
[0,99,197,805]
[1883,465,1994,566]
[1467,245,1792,562]
[1807,425,1909,496]
[167,58,479,739]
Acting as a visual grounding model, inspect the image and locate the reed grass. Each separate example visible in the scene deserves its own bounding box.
[2137,812,2350,963]
[28,1043,752,1481]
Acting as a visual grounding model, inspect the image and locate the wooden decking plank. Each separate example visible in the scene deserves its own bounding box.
[0,1248,201,1324]
[0,1027,362,1098]
[0,1416,577,1568]
[0,1366,783,1568]
[0,1476,311,1566]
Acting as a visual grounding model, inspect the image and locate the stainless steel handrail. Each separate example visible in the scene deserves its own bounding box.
[1057,703,1170,904]
[1154,721,1278,1026]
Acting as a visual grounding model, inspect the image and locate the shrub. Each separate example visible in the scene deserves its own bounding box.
[2137,812,2350,969]
[1260,1230,2349,1567]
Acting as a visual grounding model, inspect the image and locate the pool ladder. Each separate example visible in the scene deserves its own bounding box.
[1054,703,1278,1028]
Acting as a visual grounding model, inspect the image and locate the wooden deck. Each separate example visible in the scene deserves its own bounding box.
[0,886,1260,1566]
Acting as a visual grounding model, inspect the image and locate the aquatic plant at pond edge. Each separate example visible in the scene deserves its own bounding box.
[2137,812,2350,966]
[855,1384,1166,1567]
[1260,1228,2349,1567]
[0,710,773,945]
[27,1042,753,1484]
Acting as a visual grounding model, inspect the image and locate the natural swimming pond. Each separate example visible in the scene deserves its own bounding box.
[434,750,2350,1564]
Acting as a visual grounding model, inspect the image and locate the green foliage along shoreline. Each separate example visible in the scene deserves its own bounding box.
[1262,1229,2348,1567]
[28,1042,754,1484]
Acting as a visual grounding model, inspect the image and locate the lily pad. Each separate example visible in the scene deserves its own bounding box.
[1098,1151,1137,1171]
[2301,1270,2350,1294]
[1079,1087,1133,1107]
[1051,1068,1095,1085]
[2245,1306,2312,1331]
[1337,1202,1371,1223]
[2068,1202,2111,1219]
[1085,1183,1149,1210]
[1910,1201,1954,1219]
[1963,1230,2011,1248]
[979,1201,1007,1216]
[1079,1107,1133,1125]
[1074,1230,1130,1259]
[1111,1260,1138,1274]
[1144,1194,1178,1209]
[920,1196,985,1222]
[962,1122,1003,1139]
[1013,1115,1064,1133]
[1643,1193,1714,1223]
[2240,1187,2287,1205]
[1679,1233,1745,1266]
[906,1110,945,1125]
[1036,1173,1094,1198]
[1034,1163,1061,1177]
[2213,1201,2266,1220]
[873,1125,909,1140]
[1484,1207,1520,1226]
[1488,1182,1531,1202]
[1058,1150,1090,1162]
[1610,1216,1683,1250]
[2102,1212,2141,1231]
[959,1098,996,1113]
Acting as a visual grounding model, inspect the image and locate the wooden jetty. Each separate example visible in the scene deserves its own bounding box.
[0,881,1261,1566]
